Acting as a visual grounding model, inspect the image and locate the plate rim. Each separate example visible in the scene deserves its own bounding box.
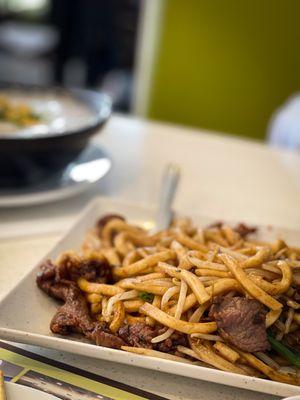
[1,196,300,397]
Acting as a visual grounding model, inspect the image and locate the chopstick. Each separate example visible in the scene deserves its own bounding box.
[0,370,6,400]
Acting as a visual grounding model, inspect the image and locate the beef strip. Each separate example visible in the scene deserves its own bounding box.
[37,260,73,301]
[37,255,112,297]
[67,258,111,283]
[118,323,156,348]
[88,322,126,349]
[205,222,256,238]
[209,296,270,352]
[46,280,78,302]
[50,285,94,334]
[36,260,57,295]
[233,223,257,237]
[37,260,123,349]
[118,323,187,353]
[56,253,112,283]
[206,221,223,229]
[37,262,187,352]
[50,288,125,349]
[50,297,125,349]
[96,214,125,234]
[284,330,300,352]
[156,329,187,353]
[293,289,300,302]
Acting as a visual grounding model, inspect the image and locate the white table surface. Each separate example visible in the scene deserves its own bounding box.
[2,113,300,399]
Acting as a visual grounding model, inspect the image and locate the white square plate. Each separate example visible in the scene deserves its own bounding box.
[1,197,300,397]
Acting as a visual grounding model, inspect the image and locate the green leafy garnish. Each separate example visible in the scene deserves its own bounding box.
[268,334,300,368]
[139,292,154,302]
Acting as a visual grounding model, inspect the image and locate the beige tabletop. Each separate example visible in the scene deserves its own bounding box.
[2,113,298,399]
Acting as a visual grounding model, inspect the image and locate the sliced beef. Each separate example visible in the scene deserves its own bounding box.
[118,323,156,348]
[47,280,78,302]
[36,260,57,295]
[96,214,125,234]
[56,254,112,283]
[156,329,187,353]
[209,296,270,352]
[67,259,111,282]
[88,323,126,349]
[37,260,188,352]
[284,330,300,352]
[233,223,257,238]
[37,260,126,349]
[205,222,256,238]
[49,283,123,350]
[50,292,125,349]
[60,257,96,282]
[50,286,94,334]
[293,289,300,302]
[207,221,223,229]
[37,260,74,301]
[118,323,187,353]
[36,256,112,297]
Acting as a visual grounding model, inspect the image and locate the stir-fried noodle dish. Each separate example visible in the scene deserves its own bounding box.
[37,214,300,385]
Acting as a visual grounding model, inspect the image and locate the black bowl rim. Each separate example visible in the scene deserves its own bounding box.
[0,82,112,141]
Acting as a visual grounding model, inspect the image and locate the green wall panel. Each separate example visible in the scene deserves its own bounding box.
[148,0,300,139]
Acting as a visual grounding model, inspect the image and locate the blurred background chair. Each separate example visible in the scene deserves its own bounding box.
[133,0,300,141]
